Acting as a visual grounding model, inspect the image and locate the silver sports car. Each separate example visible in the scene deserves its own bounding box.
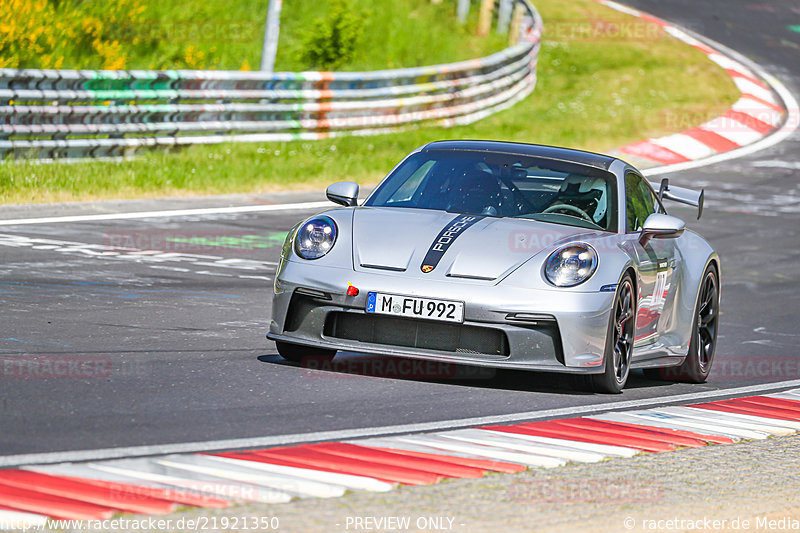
[268,141,720,393]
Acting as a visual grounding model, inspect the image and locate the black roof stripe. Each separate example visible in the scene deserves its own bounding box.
[420,140,617,171]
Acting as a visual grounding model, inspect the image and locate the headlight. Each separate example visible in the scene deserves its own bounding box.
[544,243,598,287]
[294,216,337,259]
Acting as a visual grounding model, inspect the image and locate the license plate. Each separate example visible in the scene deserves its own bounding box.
[366,292,464,323]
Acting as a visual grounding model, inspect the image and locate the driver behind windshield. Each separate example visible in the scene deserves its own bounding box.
[365,150,617,232]
[544,174,609,228]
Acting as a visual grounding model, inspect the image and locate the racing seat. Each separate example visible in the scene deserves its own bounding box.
[550,174,608,226]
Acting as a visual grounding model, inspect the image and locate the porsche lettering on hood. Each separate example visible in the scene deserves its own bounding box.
[420,214,485,273]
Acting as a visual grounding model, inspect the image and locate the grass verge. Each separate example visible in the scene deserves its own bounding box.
[1,0,506,71]
[0,0,740,205]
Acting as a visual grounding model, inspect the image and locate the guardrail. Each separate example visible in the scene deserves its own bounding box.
[0,1,541,159]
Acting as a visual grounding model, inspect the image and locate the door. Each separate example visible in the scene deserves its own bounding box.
[623,172,680,349]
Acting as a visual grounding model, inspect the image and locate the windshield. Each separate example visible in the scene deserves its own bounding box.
[365,149,618,232]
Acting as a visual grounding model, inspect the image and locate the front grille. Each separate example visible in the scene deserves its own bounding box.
[323,312,510,357]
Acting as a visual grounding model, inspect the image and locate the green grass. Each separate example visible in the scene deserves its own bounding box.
[1,0,506,71]
[0,0,740,204]
[127,0,509,70]
[274,0,508,71]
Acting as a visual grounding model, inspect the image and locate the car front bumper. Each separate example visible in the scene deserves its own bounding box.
[268,259,615,374]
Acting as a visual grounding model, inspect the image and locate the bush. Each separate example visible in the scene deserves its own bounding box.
[0,0,219,70]
[0,0,150,69]
[299,0,368,70]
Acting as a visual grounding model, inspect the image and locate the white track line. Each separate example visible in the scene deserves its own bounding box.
[0,200,332,226]
[4,380,800,468]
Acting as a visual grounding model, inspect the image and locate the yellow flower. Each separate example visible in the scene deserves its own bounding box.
[0,0,146,69]
[184,45,206,69]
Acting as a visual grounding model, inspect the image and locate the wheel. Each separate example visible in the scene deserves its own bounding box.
[542,203,594,222]
[275,340,336,364]
[587,274,635,394]
[645,265,719,383]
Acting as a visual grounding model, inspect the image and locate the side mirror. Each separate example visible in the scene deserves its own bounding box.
[326,181,359,207]
[639,213,685,246]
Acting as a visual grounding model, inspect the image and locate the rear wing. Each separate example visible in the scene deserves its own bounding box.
[651,178,704,220]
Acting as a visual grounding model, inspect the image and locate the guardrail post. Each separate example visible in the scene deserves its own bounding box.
[497,0,513,34]
[509,2,524,45]
[477,0,494,35]
[260,0,283,72]
[457,0,470,23]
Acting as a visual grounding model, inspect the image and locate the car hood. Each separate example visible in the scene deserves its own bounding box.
[351,207,600,282]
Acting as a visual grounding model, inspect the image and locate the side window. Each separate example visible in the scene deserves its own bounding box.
[638,179,662,216]
[625,172,656,232]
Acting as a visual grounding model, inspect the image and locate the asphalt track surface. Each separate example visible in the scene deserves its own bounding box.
[1,0,799,459]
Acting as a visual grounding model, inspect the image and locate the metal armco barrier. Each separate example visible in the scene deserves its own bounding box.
[0,1,541,159]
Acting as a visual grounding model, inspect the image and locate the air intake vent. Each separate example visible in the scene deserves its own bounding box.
[323,312,509,357]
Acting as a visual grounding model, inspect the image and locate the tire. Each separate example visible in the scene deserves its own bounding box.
[275,340,336,364]
[587,274,636,394]
[645,265,719,383]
